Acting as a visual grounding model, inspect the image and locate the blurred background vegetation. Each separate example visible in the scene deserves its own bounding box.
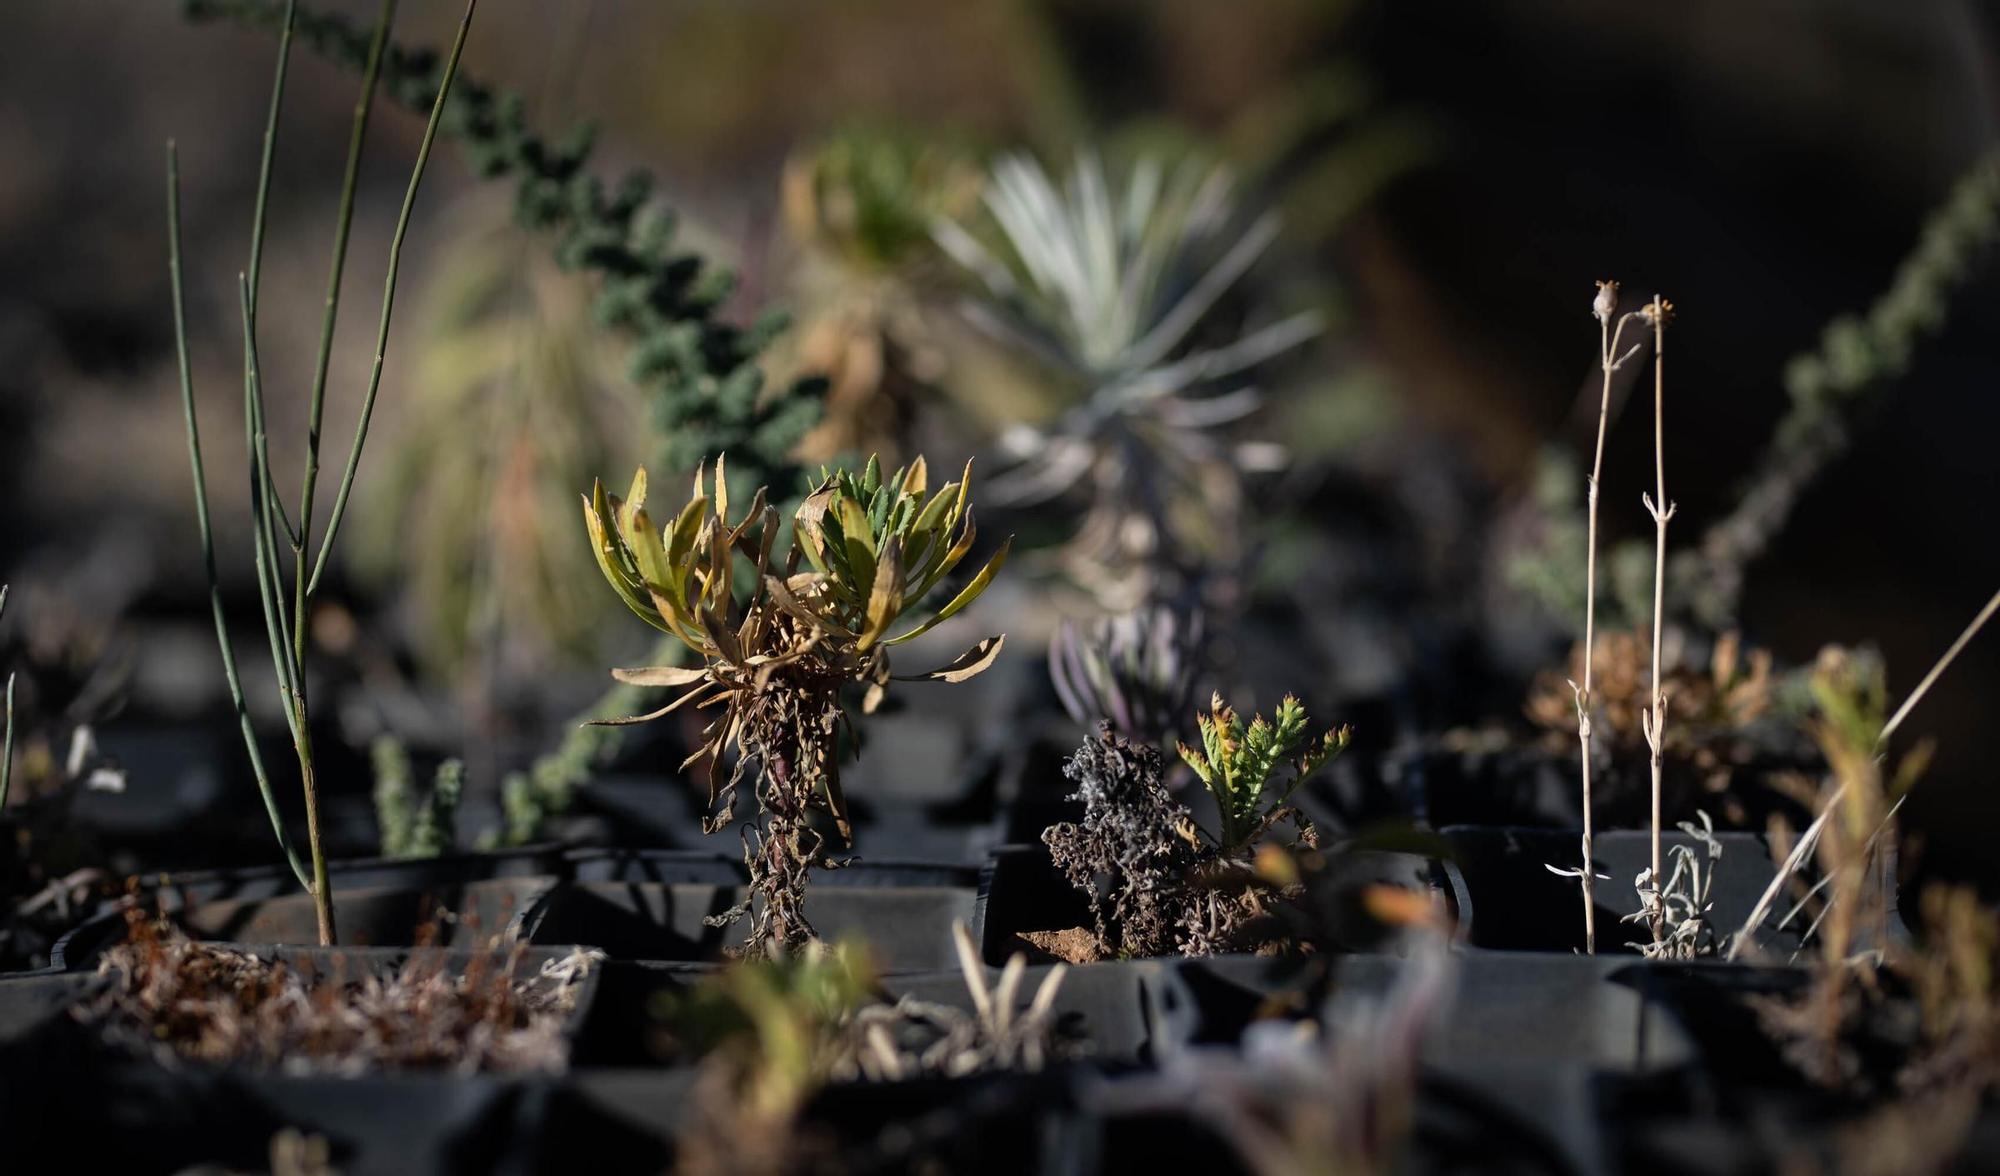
[3,0,1998,883]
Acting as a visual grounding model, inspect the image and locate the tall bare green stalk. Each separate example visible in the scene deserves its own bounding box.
[1638,295,1676,946]
[169,0,476,945]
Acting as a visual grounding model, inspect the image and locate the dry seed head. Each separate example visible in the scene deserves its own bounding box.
[1593,280,1620,323]
[1641,296,1675,328]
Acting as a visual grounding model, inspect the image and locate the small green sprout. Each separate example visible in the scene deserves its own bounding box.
[1179,693,1349,856]
[659,940,878,1129]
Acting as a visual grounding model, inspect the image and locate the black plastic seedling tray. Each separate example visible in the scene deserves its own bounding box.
[1440,826,1794,955]
[540,849,983,972]
[0,940,610,1175]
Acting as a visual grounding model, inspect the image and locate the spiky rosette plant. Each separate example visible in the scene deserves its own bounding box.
[583,454,1009,953]
[935,152,1320,608]
[1048,602,1204,745]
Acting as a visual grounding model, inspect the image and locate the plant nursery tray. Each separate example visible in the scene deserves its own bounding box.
[1440,826,1798,955]
[0,942,609,1175]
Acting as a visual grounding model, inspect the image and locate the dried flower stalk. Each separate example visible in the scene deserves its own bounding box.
[1556,280,1642,953]
[1639,294,1677,945]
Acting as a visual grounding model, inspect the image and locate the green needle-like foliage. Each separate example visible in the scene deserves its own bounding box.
[1179,693,1349,856]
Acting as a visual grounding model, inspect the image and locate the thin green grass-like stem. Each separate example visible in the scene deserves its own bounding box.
[238,0,305,726]
[1640,295,1676,948]
[245,0,298,307]
[240,272,332,942]
[240,276,305,725]
[309,0,480,595]
[167,145,311,890]
[169,0,476,945]
[295,0,397,670]
[292,700,334,945]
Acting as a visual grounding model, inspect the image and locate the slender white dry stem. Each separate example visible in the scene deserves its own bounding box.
[1640,295,1676,945]
[1573,283,1639,954]
[1880,585,2000,747]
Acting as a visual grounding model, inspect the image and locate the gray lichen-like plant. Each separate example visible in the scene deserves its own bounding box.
[169,0,475,945]
[1043,723,1199,959]
[935,152,1320,608]
[1048,602,1204,745]
[583,455,1008,954]
[1623,811,1721,960]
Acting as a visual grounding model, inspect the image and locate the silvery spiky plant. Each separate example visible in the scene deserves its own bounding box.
[935,153,1319,609]
[1048,602,1204,745]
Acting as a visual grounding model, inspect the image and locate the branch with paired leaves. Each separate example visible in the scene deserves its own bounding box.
[581,453,1009,953]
